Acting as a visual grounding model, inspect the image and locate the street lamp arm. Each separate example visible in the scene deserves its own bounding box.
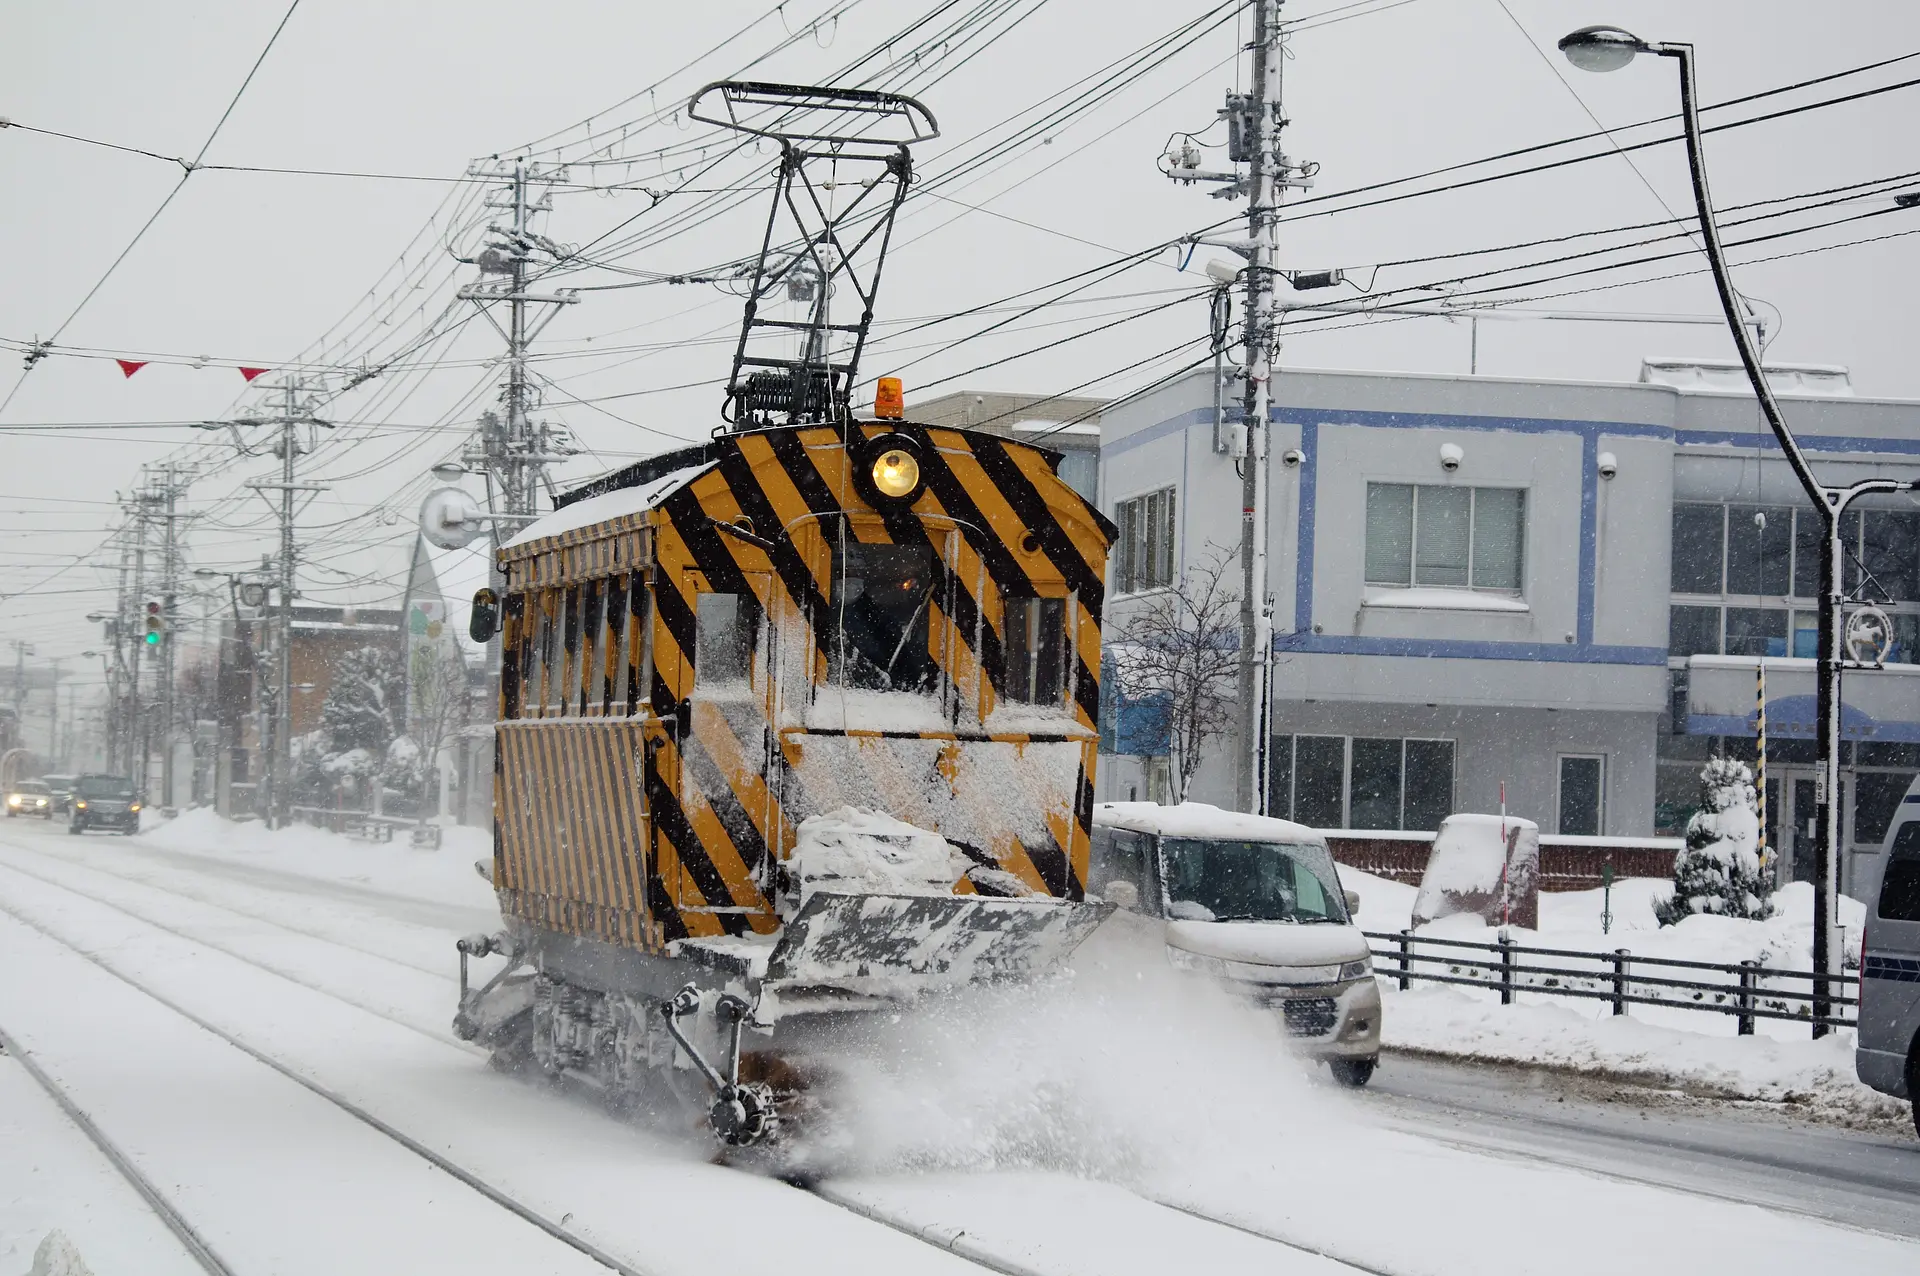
[1659,43,1827,510]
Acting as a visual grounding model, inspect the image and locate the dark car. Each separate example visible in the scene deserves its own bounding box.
[42,773,78,814]
[5,779,53,819]
[69,774,142,836]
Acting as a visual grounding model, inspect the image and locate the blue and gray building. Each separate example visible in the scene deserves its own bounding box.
[1096,357,1920,902]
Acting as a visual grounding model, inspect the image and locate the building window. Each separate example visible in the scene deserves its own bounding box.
[1114,487,1176,593]
[1557,755,1605,836]
[1671,501,1920,663]
[1365,483,1524,593]
[1269,733,1455,831]
[1674,502,1920,605]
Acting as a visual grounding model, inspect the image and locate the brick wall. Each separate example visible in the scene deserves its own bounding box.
[1325,832,1680,892]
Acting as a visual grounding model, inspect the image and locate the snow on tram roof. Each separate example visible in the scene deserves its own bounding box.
[1094,800,1326,845]
[503,462,713,549]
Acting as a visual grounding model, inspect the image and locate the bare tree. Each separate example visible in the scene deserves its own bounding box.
[1109,548,1241,801]
[405,643,472,821]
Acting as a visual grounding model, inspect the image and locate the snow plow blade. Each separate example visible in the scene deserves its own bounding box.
[764,892,1112,996]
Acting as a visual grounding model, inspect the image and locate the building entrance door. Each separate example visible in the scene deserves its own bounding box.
[1776,771,1849,888]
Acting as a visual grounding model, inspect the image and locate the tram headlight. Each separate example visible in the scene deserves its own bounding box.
[856,433,927,508]
[871,447,920,499]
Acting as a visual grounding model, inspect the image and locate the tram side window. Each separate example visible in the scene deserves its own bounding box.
[625,578,652,715]
[1003,593,1067,705]
[581,579,606,715]
[1880,822,1920,921]
[603,575,629,715]
[520,592,548,718]
[696,592,757,691]
[560,584,585,715]
[828,540,939,694]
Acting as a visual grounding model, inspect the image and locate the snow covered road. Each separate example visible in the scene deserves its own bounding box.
[1360,1052,1920,1239]
[3,815,1917,1276]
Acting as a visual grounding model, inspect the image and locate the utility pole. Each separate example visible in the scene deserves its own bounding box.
[45,657,61,764]
[10,640,33,713]
[456,160,579,523]
[211,379,332,828]
[450,161,578,824]
[1164,0,1310,814]
[142,464,192,809]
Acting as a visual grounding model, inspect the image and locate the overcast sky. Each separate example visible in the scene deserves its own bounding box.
[6,0,1920,706]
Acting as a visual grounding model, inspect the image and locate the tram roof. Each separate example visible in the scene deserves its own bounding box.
[551,422,1073,513]
[503,461,710,549]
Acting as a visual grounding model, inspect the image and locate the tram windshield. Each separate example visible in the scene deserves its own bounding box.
[1158,837,1349,924]
[827,539,938,694]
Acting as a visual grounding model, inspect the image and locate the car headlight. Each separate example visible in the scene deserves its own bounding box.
[1166,947,1231,977]
[129,803,142,813]
[1339,958,1372,982]
[6,795,18,806]
[75,801,87,810]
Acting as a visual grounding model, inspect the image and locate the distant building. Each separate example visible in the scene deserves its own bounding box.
[1098,357,1920,904]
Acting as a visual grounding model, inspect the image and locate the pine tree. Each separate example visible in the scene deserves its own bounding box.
[1656,756,1775,925]
[321,645,399,756]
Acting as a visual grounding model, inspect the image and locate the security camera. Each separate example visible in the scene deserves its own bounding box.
[1597,451,1619,480]
[1438,443,1464,473]
[1281,448,1304,468]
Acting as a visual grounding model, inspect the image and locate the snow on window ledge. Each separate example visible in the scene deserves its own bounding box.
[1362,586,1529,613]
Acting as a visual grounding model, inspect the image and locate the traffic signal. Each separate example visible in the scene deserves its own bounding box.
[144,600,164,646]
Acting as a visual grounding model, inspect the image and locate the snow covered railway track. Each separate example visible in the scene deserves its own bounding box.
[800,1175,1390,1275]
[0,894,656,1276]
[0,848,468,1050]
[0,834,453,978]
[0,1024,238,1275]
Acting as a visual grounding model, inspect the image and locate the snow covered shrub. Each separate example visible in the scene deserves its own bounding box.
[322,645,400,755]
[1656,756,1773,925]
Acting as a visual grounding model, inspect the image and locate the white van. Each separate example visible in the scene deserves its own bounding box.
[1087,802,1382,1085]
[1859,777,1920,1136]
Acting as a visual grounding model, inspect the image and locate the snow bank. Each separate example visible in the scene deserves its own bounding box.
[136,808,496,910]
[1339,858,1889,1107]
[790,807,969,898]
[1381,985,1905,1122]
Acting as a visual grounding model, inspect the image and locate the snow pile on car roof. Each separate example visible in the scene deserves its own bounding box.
[789,806,970,898]
[1094,800,1322,843]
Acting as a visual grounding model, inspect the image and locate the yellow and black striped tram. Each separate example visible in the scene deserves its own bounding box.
[456,417,1116,1143]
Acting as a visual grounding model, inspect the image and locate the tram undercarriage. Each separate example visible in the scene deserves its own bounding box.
[455,891,1111,1146]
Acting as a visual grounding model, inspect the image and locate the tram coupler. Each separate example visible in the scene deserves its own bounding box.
[453,932,523,1043]
[662,984,777,1146]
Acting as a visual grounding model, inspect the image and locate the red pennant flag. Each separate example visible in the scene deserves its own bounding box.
[239,366,269,382]
[116,360,148,378]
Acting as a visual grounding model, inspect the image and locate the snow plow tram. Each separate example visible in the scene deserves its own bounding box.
[449,82,1114,1146]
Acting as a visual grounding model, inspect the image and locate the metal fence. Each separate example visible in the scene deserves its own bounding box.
[1367,929,1859,1034]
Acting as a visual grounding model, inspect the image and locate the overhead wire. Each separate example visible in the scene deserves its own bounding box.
[0,0,308,418]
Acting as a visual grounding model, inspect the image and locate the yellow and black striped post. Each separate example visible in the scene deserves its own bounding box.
[1755,659,1768,872]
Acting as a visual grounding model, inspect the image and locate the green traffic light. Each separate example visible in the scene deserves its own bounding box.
[145,631,161,645]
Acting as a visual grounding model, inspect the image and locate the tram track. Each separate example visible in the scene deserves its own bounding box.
[0,848,473,1053]
[0,831,454,977]
[0,1025,238,1276]
[0,888,659,1276]
[0,839,1390,1276]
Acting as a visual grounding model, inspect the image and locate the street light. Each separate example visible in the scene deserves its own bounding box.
[1561,23,1920,1035]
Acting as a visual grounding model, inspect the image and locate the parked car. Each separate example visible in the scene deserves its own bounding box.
[1087,801,1382,1086]
[1858,779,1920,1137]
[41,773,77,814]
[68,774,142,836]
[5,778,53,819]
